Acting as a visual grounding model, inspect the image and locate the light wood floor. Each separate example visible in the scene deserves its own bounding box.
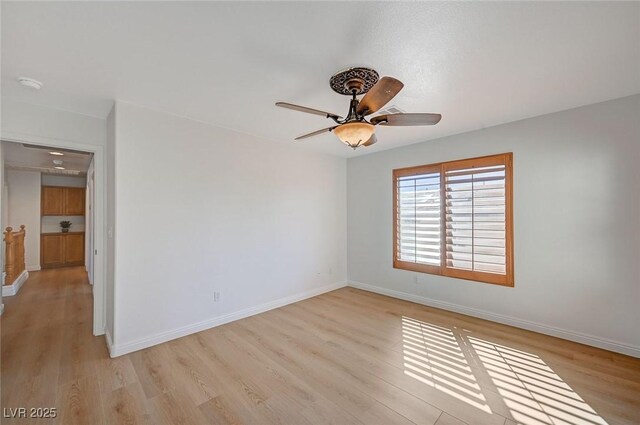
[1,268,639,425]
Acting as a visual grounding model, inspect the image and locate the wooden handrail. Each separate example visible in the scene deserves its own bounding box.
[4,225,26,286]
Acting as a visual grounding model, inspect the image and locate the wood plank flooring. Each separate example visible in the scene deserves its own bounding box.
[1,267,639,425]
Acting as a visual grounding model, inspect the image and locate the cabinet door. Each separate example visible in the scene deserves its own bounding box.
[64,234,85,266]
[41,235,64,268]
[42,187,65,215]
[64,188,85,216]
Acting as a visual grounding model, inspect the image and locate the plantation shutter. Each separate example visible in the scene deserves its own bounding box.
[442,154,512,285]
[394,166,441,274]
[393,153,513,286]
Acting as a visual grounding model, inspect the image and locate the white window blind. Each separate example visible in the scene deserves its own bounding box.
[396,172,441,266]
[444,165,507,275]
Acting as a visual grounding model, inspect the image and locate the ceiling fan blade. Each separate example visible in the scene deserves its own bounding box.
[362,134,377,147]
[370,113,442,126]
[356,77,404,116]
[276,102,341,120]
[294,126,337,141]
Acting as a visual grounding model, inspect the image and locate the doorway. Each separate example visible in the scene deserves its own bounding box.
[1,138,106,336]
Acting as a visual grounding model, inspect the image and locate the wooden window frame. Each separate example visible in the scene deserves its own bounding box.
[393,153,514,287]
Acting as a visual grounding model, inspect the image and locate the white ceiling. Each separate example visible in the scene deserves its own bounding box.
[2,2,639,158]
[2,141,92,176]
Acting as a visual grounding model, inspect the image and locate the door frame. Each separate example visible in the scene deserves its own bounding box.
[1,132,107,336]
[86,166,95,284]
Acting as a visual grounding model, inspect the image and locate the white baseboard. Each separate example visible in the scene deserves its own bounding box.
[108,280,347,357]
[2,270,29,297]
[27,265,41,272]
[348,280,640,358]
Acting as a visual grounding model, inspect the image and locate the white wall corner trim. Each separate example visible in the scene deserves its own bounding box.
[2,270,29,297]
[105,329,114,358]
[108,280,347,358]
[348,280,640,358]
[0,304,4,316]
[27,265,41,272]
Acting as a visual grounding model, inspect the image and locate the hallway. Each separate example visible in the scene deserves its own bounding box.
[1,267,105,423]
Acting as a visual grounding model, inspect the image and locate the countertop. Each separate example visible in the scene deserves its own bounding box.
[41,231,86,235]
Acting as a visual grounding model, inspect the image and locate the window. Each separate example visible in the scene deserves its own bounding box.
[393,153,513,286]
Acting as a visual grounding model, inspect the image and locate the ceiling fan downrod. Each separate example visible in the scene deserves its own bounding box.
[344,90,366,124]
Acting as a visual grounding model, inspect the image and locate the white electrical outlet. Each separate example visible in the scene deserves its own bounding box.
[213,291,220,302]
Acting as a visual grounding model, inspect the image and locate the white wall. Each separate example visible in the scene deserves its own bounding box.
[2,99,106,146]
[41,174,86,187]
[109,101,347,354]
[347,95,640,356]
[6,170,41,271]
[41,216,85,233]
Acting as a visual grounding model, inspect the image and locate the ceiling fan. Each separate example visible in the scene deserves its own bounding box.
[276,67,442,149]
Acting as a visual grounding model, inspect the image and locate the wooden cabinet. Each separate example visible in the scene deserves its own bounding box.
[41,232,84,268]
[64,188,85,215]
[64,234,85,265]
[41,234,65,268]
[41,186,85,216]
[41,187,65,215]
[40,185,86,269]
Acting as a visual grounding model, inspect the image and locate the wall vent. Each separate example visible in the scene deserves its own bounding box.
[376,105,405,115]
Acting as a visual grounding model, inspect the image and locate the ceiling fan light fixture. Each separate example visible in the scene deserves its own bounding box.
[333,122,374,149]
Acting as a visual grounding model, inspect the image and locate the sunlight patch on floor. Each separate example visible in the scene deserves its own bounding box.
[401,316,609,425]
[401,316,492,413]
[468,336,608,425]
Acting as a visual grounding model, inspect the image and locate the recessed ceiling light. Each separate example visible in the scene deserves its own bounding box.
[17,77,43,90]
[49,151,64,156]
[54,166,65,170]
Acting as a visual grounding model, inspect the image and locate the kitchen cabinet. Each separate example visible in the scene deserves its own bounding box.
[64,188,85,215]
[41,186,85,216]
[41,187,65,215]
[41,232,85,268]
[64,233,85,265]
